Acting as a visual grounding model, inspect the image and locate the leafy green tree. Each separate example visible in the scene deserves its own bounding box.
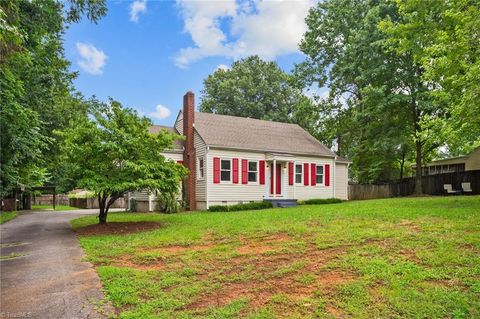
[0,0,106,197]
[380,0,480,155]
[297,0,444,191]
[200,56,320,135]
[60,99,187,224]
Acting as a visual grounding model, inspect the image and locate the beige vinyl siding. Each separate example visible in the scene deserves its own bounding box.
[174,112,183,135]
[206,149,267,204]
[205,149,345,205]
[287,156,335,200]
[335,163,348,200]
[130,152,184,211]
[194,131,207,203]
[162,151,183,163]
[466,147,480,171]
[132,189,150,201]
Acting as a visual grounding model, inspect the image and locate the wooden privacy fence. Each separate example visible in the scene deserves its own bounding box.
[32,194,69,206]
[69,197,126,209]
[349,170,480,200]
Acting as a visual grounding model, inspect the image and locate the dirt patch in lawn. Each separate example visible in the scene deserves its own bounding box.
[237,233,291,255]
[395,220,421,233]
[185,244,356,314]
[75,222,161,236]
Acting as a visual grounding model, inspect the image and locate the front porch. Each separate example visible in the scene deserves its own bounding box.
[263,153,294,200]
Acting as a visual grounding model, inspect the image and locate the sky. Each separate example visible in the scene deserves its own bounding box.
[64,0,315,126]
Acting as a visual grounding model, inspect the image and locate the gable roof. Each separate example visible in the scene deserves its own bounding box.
[421,146,480,166]
[192,112,339,158]
[148,125,183,150]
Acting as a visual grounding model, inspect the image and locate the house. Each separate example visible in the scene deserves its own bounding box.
[128,92,351,211]
[419,147,480,176]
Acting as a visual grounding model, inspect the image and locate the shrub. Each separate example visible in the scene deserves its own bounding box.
[158,192,180,213]
[208,205,230,212]
[208,201,273,212]
[304,198,343,205]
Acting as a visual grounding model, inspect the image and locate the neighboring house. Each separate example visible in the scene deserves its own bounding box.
[418,147,480,176]
[129,92,351,211]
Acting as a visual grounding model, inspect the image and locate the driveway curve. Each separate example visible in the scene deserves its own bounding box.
[0,209,116,319]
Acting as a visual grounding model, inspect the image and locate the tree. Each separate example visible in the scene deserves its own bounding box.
[380,0,480,155]
[60,98,187,224]
[0,0,106,197]
[297,0,445,191]
[200,56,320,136]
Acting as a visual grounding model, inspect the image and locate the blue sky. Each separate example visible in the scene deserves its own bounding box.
[64,0,314,126]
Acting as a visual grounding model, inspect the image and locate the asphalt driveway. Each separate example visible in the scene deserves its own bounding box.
[0,209,118,319]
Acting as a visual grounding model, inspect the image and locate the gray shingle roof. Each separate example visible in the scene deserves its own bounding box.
[193,112,338,157]
[148,125,183,150]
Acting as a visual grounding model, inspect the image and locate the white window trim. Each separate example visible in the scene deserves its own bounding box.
[197,157,205,180]
[220,158,232,184]
[315,164,325,186]
[295,163,303,185]
[247,160,259,184]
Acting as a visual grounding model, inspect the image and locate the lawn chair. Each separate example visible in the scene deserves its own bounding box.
[443,184,461,195]
[461,182,473,195]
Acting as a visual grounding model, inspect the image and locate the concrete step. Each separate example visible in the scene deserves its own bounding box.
[265,199,298,208]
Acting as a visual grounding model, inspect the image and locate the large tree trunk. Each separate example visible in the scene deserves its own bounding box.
[98,192,121,225]
[98,193,108,224]
[399,145,406,180]
[414,139,423,194]
[412,98,423,195]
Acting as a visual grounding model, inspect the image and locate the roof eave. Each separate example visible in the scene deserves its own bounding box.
[206,144,337,158]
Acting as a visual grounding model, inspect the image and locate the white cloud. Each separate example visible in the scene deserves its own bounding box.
[76,42,108,75]
[175,0,314,68]
[130,0,147,23]
[215,64,230,71]
[149,104,171,120]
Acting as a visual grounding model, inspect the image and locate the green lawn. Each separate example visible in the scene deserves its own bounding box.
[31,204,77,211]
[72,196,480,319]
[0,211,17,224]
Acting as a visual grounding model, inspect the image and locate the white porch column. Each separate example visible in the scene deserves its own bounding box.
[273,159,276,198]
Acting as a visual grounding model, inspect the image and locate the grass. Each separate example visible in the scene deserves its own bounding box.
[31,204,77,211]
[72,196,480,318]
[0,252,27,260]
[0,211,17,224]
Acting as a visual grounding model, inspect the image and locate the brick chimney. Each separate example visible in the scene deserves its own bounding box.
[183,91,196,210]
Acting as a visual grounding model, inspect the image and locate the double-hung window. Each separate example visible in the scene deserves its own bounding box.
[198,157,204,179]
[248,161,258,182]
[220,159,231,182]
[295,164,303,184]
[316,165,324,184]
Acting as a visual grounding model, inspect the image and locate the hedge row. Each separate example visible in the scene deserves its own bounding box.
[303,198,343,205]
[208,201,273,212]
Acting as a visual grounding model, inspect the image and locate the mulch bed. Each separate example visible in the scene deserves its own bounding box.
[75,222,161,236]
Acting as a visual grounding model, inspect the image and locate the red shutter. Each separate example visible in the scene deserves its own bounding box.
[303,163,309,186]
[288,162,294,185]
[213,157,220,183]
[259,160,265,185]
[242,159,248,184]
[232,158,239,184]
[325,164,330,186]
[311,163,316,186]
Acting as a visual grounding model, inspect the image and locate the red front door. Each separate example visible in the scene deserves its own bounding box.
[270,164,282,195]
